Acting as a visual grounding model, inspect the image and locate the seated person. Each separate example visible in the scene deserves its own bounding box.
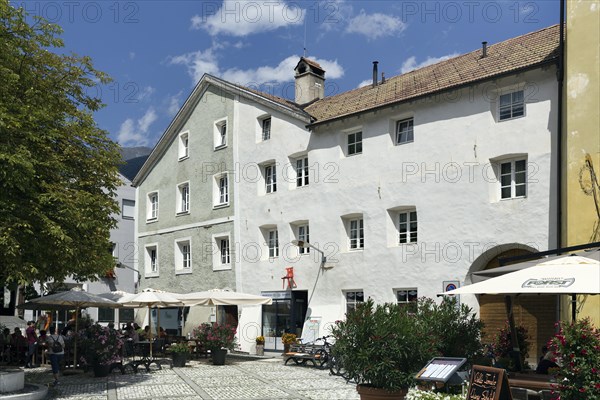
[158,327,167,338]
[536,346,559,374]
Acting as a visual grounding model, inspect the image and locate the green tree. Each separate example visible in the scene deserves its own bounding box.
[0,1,121,285]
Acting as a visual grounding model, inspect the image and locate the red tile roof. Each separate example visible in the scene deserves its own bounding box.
[305,25,560,125]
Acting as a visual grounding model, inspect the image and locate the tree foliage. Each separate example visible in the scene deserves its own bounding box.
[0,1,121,285]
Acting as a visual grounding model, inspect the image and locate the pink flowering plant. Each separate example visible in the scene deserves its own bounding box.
[193,322,236,351]
[549,318,600,399]
[79,323,124,366]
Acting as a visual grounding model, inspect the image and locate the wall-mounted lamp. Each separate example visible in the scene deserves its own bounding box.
[291,240,332,270]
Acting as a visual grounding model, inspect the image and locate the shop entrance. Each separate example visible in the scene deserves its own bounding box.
[261,290,308,351]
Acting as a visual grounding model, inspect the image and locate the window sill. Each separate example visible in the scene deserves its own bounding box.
[346,152,362,157]
[497,114,525,123]
[395,140,414,146]
[214,144,227,151]
[213,203,230,209]
[175,270,193,275]
[176,211,190,216]
[347,248,364,253]
[213,264,232,271]
[146,218,158,224]
[499,195,527,201]
[145,273,159,278]
[122,216,134,220]
[178,156,189,162]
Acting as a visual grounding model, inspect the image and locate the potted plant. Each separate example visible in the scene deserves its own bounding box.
[193,322,237,365]
[331,299,437,399]
[169,342,191,367]
[256,336,265,356]
[79,324,124,377]
[281,333,297,353]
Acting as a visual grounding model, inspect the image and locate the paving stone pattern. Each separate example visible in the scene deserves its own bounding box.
[23,356,360,400]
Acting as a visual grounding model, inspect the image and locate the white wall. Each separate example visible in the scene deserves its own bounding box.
[234,67,558,352]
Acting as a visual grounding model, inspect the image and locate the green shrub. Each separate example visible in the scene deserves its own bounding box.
[416,297,484,364]
[549,318,600,399]
[331,299,437,391]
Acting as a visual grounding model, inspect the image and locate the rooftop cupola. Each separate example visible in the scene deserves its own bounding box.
[294,57,326,105]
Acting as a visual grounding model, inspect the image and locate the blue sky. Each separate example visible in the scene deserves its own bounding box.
[15,1,560,148]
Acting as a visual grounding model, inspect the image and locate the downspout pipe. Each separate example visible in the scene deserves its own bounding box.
[558,0,569,321]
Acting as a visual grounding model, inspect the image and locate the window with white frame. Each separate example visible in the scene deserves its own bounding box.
[296,156,309,187]
[349,218,364,250]
[175,239,192,272]
[177,182,190,214]
[212,233,232,271]
[347,131,362,156]
[268,229,279,258]
[213,173,229,207]
[220,238,230,265]
[262,117,271,141]
[396,288,418,309]
[265,164,277,193]
[147,192,158,221]
[214,119,227,149]
[499,159,527,199]
[498,90,524,121]
[144,244,158,275]
[395,118,414,145]
[345,290,364,314]
[178,131,189,160]
[298,224,310,254]
[398,210,418,244]
[122,199,135,219]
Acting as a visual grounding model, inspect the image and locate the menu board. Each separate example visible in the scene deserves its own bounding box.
[466,365,512,400]
[416,358,467,384]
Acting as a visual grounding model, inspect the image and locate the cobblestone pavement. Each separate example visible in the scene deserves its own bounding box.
[23,356,360,400]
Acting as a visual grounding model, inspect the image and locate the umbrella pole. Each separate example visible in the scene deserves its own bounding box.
[73,306,79,368]
[148,305,153,358]
[504,295,522,372]
[571,293,577,322]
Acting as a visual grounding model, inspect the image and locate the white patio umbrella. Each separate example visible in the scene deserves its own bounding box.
[177,289,272,327]
[440,254,599,370]
[117,288,185,358]
[18,288,122,368]
[470,248,600,283]
[442,255,600,296]
[178,289,273,306]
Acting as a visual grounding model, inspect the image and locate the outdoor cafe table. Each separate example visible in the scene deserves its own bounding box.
[508,372,553,391]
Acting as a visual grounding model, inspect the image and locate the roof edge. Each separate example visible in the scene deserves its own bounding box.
[306,59,558,129]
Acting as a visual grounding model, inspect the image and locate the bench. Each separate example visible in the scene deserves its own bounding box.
[283,344,327,368]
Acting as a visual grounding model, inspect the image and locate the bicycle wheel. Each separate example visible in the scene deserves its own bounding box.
[330,355,350,380]
[313,349,329,369]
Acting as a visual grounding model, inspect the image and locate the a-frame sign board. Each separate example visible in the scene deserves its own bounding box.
[466,365,513,400]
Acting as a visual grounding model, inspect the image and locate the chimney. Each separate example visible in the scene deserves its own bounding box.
[372,61,379,88]
[381,72,386,84]
[294,57,326,105]
[481,41,488,58]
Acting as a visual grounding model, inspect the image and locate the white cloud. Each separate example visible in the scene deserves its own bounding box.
[191,0,304,36]
[138,86,155,102]
[357,79,372,89]
[167,91,184,117]
[169,48,220,83]
[400,53,459,74]
[345,10,406,40]
[117,107,157,146]
[171,48,344,87]
[129,52,136,60]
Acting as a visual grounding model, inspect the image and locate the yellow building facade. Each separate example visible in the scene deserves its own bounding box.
[563,0,600,325]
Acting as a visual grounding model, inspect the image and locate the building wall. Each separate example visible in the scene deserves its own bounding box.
[235,67,558,352]
[563,0,600,324]
[135,86,236,298]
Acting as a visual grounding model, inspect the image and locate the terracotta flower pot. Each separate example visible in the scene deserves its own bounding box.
[356,384,408,400]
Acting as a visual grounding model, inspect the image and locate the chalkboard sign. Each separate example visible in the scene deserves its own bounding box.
[466,365,512,400]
